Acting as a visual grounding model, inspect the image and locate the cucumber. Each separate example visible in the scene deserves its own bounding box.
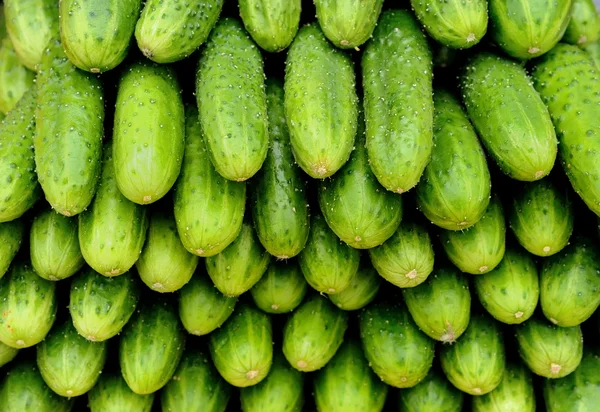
[461,52,557,181]
[515,316,583,378]
[359,301,435,388]
[583,39,600,66]
[120,298,186,394]
[250,260,308,314]
[509,179,573,256]
[368,220,434,288]
[4,0,59,71]
[416,89,491,230]
[410,0,488,49]
[136,209,199,293]
[440,195,506,274]
[178,273,236,336]
[284,23,358,179]
[472,361,536,412]
[314,340,388,411]
[69,268,140,342]
[30,208,84,281]
[314,0,383,49]
[363,10,433,193]
[531,44,600,215]
[239,0,300,52]
[135,0,223,63]
[283,294,348,372]
[0,87,40,222]
[79,141,148,277]
[540,236,600,327]
[174,105,246,257]
[251,79,309,259]
[0,219,25,279]
[329,263,380,311]
[0,7,6,40]
[88,373,154,412]
[298,214,360,294]
[36,319,108,397]
[196,18,268,182]
[113,61,184,204]
[0,342,18,368]
[440,312,505,395]
[209,303,273,387]
[397,369,464,412]
[564,0,600,45]
[0,37,34,114]
[489,0,573,59]
[0,262,56,348]
[59,0,143,72]
[401,266,471,343]
[474,246,539,324]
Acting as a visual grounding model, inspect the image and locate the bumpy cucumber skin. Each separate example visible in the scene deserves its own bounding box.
[531,44,600,216]
[411,0,488,49]
[4,0,59,71]
[113,61,184,205]
[509,179,573,256]
[489,0,572,59]
[88,373,154,412]
[250,260,308,314]
[136,0,223,63]
[359,301,435,388]
[284,23,358,179]
[60,0,143,73]
[0,37,34,114]
[79,141,148,277]
[0,220,25,279]
[314,0,383,49]
[472,361,536,412]
[461,52,557,181]
[564,0,600,45]
[416,89,491,231]
[0,87,40,222]
[363,10,433,194]
[239,0,301,52]
[35,37,104,217]
[252,79,309,259]
[196,18,268,182]
[397,369,464,412]
[30,208,85,281]
[329,264,381,311]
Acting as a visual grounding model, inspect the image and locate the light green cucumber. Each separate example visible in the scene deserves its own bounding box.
[0,341,18,368]
[583,39,600,66]
[0,219,25,279]
[472,361,536,412]
[250,260,308,314]
[0,37,34,114]
[564,0,600,45]
[239,0,301,52]
[329,263,381,311]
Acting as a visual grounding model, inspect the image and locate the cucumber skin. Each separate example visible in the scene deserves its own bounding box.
[397,369,464,412]
[0,220,25,279]
[563,0,600,45]
[239,0,300,52]
[0,37,35,114]
[250,260,308,314]
[88,373,154,412]
[472,361,536,412]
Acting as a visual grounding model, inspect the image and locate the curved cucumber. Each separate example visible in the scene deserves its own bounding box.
[563,0,600,45]
[0,220,25,279]
[88,373,154,412]
[239,0,300,52]
[250,260,308,314]
[0,37,34,114]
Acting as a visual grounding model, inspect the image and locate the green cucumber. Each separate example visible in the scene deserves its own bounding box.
[0,342,18,368]
[564,0,600,45]
[583,39,600,66]
[0,37,34,114]
[250,260,308,314]
[0,219,25,279]
[59,0,143,72]
[239,0,300,52]
[359,301,435,388]
[0,7,6,40]
[472,361,536,412]
[88,373,154,412]
[363,10,433,193]
[329,263,380,311]
[397,369,464,412]
[283,294,348,372]
[284,23,358,179]
[135,0,223,63]
[251,79,309,259]
[196,18,268,182]
[174,105,246,257]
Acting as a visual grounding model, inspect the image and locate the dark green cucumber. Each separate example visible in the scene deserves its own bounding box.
[0,219,25,279]
[0,7,6,41]
[88,373,154,412]
[0,37,34,114]
[359,301,435,388]
[363,10,433,193]
[79,141,148,277]
[329,263,380,311]
[283,294,348,372]
[314,0,383,49]
[461,52,557,181]
[251,79,309,259]
[397,369,464,412]
[69,268,140,342]
[440,195,506,274]
[0,341,18,368]
[209,303,273,387]
[474,246,539,324]
[178,273,236,336]
[136,209,199,293]
[540,236,600,327]
[250,260,308,314]
[298,214,360,294]
[36,319,107,397]
[135,0,223,63]
[416,89,491,230]
[0,262,56,348]
[196,18,268,182]
[30,208,84,281]
[489,0,572,59]
[472,361,536,412]
[120,298,186,394]
[284,23,358,179]
[239,0,301,52]
[174,105,246,257]
[401,266,471,343]
[564,0,600,45]
[314,340,388,411]
[59,0,143,72]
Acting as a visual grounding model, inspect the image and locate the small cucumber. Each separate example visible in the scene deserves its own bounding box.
[472,361,536,412]
[329,262,381,311]
[0,219,25,279]
[88,373,154,412]
[239,0,300,52]
[250,260,308,314]
[0,37,34,114]
[563,0,600,45]
[397,369,464,412]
